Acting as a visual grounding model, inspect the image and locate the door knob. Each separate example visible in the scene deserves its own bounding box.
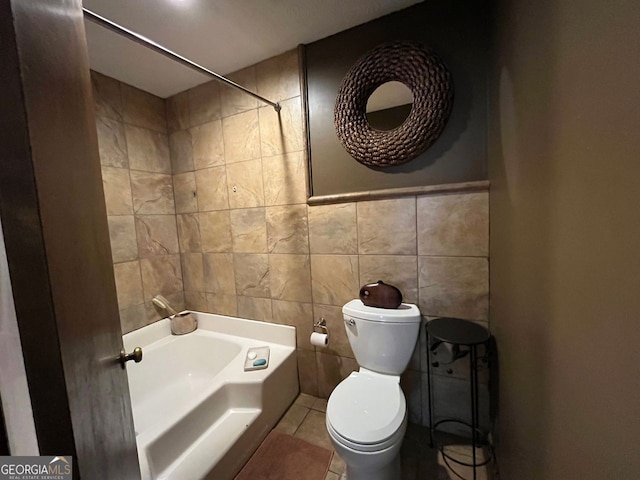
[119,347,142,368]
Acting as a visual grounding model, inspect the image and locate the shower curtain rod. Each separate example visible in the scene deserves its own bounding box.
[83,8,281,112]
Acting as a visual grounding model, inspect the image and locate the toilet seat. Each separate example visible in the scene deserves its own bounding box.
[327,370,406,451]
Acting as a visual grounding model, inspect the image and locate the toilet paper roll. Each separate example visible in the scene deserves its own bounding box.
[310,332,328,347]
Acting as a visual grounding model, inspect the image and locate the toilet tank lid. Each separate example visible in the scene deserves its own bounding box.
[343,299,420,323]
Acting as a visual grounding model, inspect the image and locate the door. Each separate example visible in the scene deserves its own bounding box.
[0,1,140,478]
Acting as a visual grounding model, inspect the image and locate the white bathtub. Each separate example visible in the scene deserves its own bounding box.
[123,311,298,480]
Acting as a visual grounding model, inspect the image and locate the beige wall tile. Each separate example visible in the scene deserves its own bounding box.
[418,256,489,321]
[108,216,138,263]
[191,120,224,170]
[222,110,261,163]
[203,253,236,295]
[140,255,183,299]
[256,50,300,101]
[181,253,204,292]
[188,81,221,127]
[130,171,175,214]
[113,261,144,309]
[135,215,179,258]
[269,254,312,302]
[166,91,190,133]
[401,370,423,425]
[266,205,309,254]
[101,166,133,215]
[234,253,270,298]
[206,293,237,317]
[184,291,207,312]
[220,67,258,117]
[230,208,267,253]
[121,83,167,133]
[308,203,357,254]
[176,213,201,253]
[125,124,171,174]
[417,192,489,257]
[262,151,308,206]
[310,255,359,306]
[96,117,128,168]
[169,129,193,174]
[226,159,265,208]
[313,304,353,358]
[358,255,418,304]
[200,211,232,252]
[173,172,197,214]
[237,296,273,322]
[297,349,319,396]
[259,96,303,157]
[357,198,417,255]
[91,71,122,121]
[195,166,229,211]
[119,304,147,334]
[316,352,358,398]
[272,300,314,350]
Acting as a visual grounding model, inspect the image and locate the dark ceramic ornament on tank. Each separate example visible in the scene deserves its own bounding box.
[359,280,403,309]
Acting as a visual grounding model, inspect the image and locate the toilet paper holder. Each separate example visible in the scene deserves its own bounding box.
[313,318,327,332]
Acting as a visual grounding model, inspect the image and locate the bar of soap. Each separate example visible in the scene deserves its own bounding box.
[253,358,267,367]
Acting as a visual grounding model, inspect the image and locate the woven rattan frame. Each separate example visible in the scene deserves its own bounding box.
[334,41,453,167]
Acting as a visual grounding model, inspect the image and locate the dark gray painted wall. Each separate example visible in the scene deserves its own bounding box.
[305,1,489,196]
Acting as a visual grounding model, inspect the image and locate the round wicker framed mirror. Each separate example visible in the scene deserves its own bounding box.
[334,41,454,168]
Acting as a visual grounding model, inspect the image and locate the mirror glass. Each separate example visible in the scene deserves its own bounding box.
[365,81,413,131]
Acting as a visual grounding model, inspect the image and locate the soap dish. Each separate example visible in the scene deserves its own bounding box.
[244,346,270,371]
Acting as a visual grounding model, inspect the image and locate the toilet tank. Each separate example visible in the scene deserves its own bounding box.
[342,299,421,375]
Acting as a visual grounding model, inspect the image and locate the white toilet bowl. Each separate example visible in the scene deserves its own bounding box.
[326,300,421,480]
[326,369,408,480]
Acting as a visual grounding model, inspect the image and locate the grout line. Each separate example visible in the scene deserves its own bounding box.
[291,407,312,437]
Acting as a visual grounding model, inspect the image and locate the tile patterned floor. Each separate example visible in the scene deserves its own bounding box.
[273,393,495,480]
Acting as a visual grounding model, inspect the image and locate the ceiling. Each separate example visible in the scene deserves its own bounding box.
[83,0,422,98]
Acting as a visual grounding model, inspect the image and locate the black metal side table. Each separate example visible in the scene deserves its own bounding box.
[426,317,492,480]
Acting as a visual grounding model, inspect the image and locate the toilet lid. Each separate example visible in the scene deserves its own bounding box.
[327,371,406,445]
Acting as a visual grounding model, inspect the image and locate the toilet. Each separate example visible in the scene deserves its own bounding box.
[326,299,421,480]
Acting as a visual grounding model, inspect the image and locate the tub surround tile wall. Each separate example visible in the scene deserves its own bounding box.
[262,152,308,205]
[93,71,185,333]
[163,51,306,331]
[95,116,127,168]
[121,83,167,133]
[107,216,138,263]
[266,205,309,254]
[221,67,258,117]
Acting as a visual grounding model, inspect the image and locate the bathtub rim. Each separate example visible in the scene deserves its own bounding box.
[123,310,297,351]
